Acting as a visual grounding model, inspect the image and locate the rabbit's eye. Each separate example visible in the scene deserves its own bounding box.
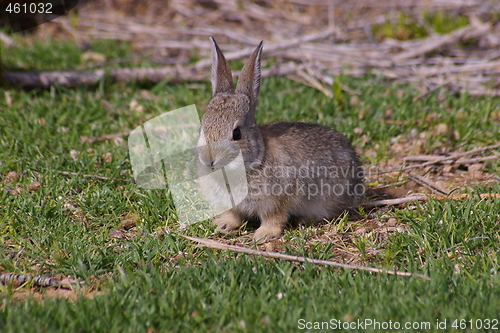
[232,127,242,141]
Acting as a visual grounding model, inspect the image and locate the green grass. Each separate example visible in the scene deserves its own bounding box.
[1,35,500,333]
[371,11,470,41]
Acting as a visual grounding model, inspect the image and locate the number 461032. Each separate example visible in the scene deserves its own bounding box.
[6,3,53,14]
[452,319,498,330]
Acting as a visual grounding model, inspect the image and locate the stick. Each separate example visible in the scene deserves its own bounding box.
[393,19,491,61]
[80,131,132,143]
[404,155,498,165]
[454,155,499,164]
[380,143,500,173]
[2,58,301,88]
[193,28,336,69]
[56,170,135,183]
[1,58,204,88]
[408,175,449,195]
[362,194,427,208]
[404,155,451,162]
[0,273,80,288]
[3,12,499,99]
[412,78,453,102]
[371,181,408,189]
[180,27,262,45]
[297,46,334,97]
[363,192,500,208]
[181,235,430,280]
[295,66,333,97]
[2,70,107,88]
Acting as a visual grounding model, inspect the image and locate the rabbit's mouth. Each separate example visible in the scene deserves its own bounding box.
[197,142,243,171]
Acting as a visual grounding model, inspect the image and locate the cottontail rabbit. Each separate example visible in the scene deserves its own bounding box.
[197,38,363,242]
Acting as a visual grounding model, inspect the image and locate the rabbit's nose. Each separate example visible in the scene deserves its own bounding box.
[198,150,211,166]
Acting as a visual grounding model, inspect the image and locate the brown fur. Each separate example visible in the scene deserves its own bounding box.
[198,38,363,242]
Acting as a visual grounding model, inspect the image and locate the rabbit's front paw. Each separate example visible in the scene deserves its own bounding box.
[213,211,241,234]
[253,225,283,242]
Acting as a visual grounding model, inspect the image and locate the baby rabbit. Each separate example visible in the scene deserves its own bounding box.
[198,38,363,242]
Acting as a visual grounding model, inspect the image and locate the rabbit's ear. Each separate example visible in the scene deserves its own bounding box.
[235,41,264,110]
[210,37,234,96]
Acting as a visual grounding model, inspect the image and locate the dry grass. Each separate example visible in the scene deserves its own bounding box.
[5,0,500,96]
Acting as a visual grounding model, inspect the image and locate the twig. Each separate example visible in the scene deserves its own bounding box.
[2,70,107,88]
[2,57,301,88]
[193,28,337,69]
[362,192,500,208]
[408,174,449,195]
[4,3,500,98]
[376,119,420,125]
[457,155,499,164]
[80,131,132,143]
[0,273,80,288]
[412,78,453,102]
[405,155,498,165]
[181,235,430,280]
[404,61,500,77]
[393,18,491,61]
[298,46,334,97]
[180,27,262,45]
[362,194,427,208]
[295,65,333,97]
[380,143,500,173]
[56,170,135,183]
[404,154,451,162]
[371,181,408,189]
